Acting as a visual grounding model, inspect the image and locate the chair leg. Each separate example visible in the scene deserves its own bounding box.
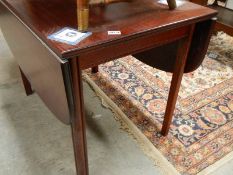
[19,66,33,96]
[77,0,89,32]
[167,0,177,9]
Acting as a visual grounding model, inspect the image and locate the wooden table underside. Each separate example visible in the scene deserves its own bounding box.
[0,0,217,175]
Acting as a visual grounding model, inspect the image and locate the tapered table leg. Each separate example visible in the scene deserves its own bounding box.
[91,66,99,73]
[161,25,195,136]
[70,58,89,175]
[19,66,33,96]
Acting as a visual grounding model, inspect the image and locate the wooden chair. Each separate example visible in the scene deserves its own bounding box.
[77,0,177,31]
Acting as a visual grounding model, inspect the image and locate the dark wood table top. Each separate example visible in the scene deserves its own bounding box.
[1,0,217,58]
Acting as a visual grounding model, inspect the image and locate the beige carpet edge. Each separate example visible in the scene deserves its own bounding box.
[83,74,180,175]
[197,151,233,175]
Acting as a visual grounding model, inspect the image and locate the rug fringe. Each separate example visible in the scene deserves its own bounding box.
[83,74,180,175]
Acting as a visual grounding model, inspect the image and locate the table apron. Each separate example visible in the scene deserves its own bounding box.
[78,25,192,70]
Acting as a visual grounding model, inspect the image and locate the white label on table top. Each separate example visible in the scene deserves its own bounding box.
[108,31,121,35]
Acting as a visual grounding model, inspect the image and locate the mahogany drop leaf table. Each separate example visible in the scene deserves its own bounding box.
[0,0,217,174]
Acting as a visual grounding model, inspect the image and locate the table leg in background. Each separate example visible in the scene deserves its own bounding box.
[19,66,33,96]
[91,66,99,73]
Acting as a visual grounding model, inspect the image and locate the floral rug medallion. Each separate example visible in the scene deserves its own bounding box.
[84,32,233,175]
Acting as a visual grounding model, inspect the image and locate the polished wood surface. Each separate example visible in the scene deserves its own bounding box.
[161,25,195,135]
[79,25,190,69]
[190,0,208,6]
[1,0,216,58]
[0,4,71,124]
[70,58,89,175]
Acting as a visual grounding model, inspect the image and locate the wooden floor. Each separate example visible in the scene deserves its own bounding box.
[211,5,233,35]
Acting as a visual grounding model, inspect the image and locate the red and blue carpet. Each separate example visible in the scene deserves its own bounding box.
[84,32,233,175]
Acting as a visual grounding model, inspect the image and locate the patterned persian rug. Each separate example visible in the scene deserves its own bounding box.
[84,32,233,175]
